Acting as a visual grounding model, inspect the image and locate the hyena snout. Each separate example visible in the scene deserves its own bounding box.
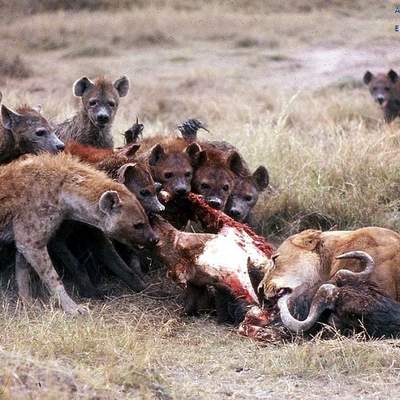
[376,94,385,105]
[145,197,165,214]
[229,207,243,220]
[47,133,65,153]
[145,229,160,247]
[96,111,110,125]
[172,179,190,197]
[174,185,189,196]
[206,196,223,210]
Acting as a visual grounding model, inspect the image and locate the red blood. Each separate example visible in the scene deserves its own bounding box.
[187,192,274,257]
[223,275,255,304]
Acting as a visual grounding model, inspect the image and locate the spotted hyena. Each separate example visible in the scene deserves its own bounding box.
[225,166,269,223]
[363,69,400,122]
[65,141,164,214]
[178,119,269,222]
[0,104,64,164]
[191,147,245,211]
[0,153,158,314]
[55,76,129,148]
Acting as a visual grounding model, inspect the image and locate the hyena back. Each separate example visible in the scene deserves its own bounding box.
[65,141,164,213]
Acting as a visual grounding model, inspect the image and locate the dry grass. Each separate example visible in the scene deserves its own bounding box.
[0,1,400,398]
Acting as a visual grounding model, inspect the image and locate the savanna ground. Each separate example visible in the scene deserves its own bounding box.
[0,1,400,398]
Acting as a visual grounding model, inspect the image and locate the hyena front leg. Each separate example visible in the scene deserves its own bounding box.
[15,251,32,302]
[18,246,87,315]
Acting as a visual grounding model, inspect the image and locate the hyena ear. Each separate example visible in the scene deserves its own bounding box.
[185,142,201,163]
[99,190,122,215]
[1,105,22,130]
[117,163,138,185]
[227,151,245,175]
[149,144,165,166]
[363,71,373,85]
[388,69,399,83]
[32,104,42,114]
[291,229,322,251]
[73,77,94,97]
[252,166,269,191]
[121,143,140,158]
[197,150,208,165]
[114,76,130,97]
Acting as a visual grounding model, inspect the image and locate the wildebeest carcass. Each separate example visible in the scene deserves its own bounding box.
[151,192,274,324]
[278,251,400,338]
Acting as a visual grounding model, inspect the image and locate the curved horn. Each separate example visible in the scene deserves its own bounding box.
[335,250,375,279]
[278,283,338,334]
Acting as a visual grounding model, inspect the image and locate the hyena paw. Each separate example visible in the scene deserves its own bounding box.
[60,296,89,315]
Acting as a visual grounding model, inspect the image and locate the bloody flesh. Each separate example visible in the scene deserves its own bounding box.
[187,192,274,257]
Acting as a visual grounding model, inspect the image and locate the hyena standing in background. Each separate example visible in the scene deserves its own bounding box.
[0,103,64,164]
[55,76,129,148]
[363,69,400,123]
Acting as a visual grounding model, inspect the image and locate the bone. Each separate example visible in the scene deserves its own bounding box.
[278,284,338,334]
[334,250,375,279]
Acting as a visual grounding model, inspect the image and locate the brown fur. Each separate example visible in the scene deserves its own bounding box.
[262,227,400,303]
[363,69,400,123]
[178,124,269,221]
[55,76,129,148]
[0,153,157,314]
[192,146,245,211]
[65,141,162,213]
[137,134,201,198]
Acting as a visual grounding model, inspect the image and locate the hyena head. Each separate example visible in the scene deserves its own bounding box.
[148,142,201,198]
[98,189,159,248]
[73,76,129,129]
[192,149,245,210]
[1,104,64,154]
[117,162,165,214]
[363,69,399,107]
[226,166,269,222]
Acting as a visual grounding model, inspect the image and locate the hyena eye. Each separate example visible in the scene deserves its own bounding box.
[244,195,253,202]
[201,182,210,190]
[89,99,98,107]
[372,87,378,91]
[108,100,116,107]
[164,172,173,179]
[134,222,145,230]
[184,171,192,178]
[384,87,390,91]
[35,129,48,137]
[140,189,151,197]
[222,184,229,192]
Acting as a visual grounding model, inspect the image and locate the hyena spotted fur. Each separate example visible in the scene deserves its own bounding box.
[55,76,129,148]
[0,103,64,164]
[178,120,269,223]
[65,141,164,214]
[0,153,158,314]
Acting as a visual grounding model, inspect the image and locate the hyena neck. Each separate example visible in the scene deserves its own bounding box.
[0,128,18,164]
[61,189,105,230]
[75,110,114,149]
